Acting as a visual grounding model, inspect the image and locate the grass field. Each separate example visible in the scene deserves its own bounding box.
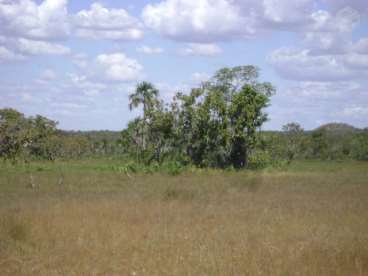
[0,160,368,275]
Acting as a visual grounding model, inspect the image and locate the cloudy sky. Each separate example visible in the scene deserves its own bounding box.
[0,0,367,130]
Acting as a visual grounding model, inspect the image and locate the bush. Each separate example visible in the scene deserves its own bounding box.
[247,151,273,169]
[164,161,185,176]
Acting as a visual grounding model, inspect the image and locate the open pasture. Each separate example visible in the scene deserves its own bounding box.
[0,161,368,275]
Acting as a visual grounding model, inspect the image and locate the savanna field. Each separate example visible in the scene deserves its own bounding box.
[0,160,367,275]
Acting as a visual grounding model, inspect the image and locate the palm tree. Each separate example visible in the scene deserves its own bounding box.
[129,82,159,116]
[129,82,159,150]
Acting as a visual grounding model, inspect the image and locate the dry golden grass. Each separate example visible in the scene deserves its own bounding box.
[1,162,368,275]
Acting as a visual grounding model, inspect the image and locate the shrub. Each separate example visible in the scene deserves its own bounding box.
[164,161,185,176]
[247,150,273,169]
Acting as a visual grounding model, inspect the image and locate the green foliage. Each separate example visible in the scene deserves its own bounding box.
[247,150,287,170]
[0,109,59,162]
[228,85,271,167]
[350,131,368,160]
[247,150,272,169]
[310,128,329,159]
[122,65,275,169]
[282,122,305,163]
[2,67,368,168]
[164,161,185,176]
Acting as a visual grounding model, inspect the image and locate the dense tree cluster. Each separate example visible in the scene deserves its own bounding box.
[0,108,59,162]
[124,66,274,168]
[0,109,122,162]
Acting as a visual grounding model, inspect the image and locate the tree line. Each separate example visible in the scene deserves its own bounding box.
[1,65,367,167]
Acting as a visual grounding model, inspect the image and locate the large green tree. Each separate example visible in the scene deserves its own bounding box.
[0,109,59,162]
[165,65,274,168]
[228,84,271,168]
[28,115,58,160]
[0,108,29,162]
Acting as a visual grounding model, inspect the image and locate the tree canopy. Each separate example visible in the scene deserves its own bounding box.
[123,65,275,168]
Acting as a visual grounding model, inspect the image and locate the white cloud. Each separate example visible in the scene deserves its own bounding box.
[322,0,368,13]
[0,0,71,61]
[142,0,364,43]
[180,43,222,56]
[142,0,250,42]
[269,48,350,81]
[75,29,142,40]
[20,92,35,103]
[0,46,25,62]
[40,69,57,81]
[262,0,314,28]
[65,73,106,92]
[137,45,164,54]
[15,38,70,55]
[0,0,70,40]
[191,72,210,84]
[155,82,191,102]
[343,106,368,117]
[310,8,360,33]
[0,0,71,59]
[96,53,143,82]
[71,53,88,68]
[267,79,368,129]
[268,47,368,81]
[353,38,368,54]
[344,53,368,69]
[74,3,143,40]
[282,81,362,98]
[302,31,351,55]
[269,7,368,82]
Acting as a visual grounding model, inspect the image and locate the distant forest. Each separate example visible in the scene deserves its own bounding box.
[1,66,367,168]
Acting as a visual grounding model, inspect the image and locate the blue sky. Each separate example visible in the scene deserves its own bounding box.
[0,0,367,130]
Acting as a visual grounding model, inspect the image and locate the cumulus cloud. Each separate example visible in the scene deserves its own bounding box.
[0,1,145,63]
[96,53,143,82]
[15,38,71,55]
[302,31,351,55]
[269,48,354,81]
[74,3,143,40]
[268,4,367,82]
[0,0,70,40]
[261,0,315,28]
[300,7,360,55]
[0,0,71,61]
[141,0,364,43]
[269,45,368,81]
[309,7,360,33]
[142,0,250,42]
[64,73,107,97]
[180,43,222,56]
[136,45,164,54]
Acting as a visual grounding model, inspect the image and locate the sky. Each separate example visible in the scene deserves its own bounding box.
[0,0,367,131]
